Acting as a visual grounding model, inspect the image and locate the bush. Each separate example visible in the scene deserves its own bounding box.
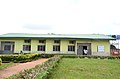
[62,55,120,60]
[0,58,2,65]
[40,54,55,58]
[7,55,61,79]
[0,54,41,63]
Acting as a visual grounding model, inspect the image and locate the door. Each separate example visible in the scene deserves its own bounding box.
[77,43,91,55]
[77,45,83,55]
[1,42,15,54]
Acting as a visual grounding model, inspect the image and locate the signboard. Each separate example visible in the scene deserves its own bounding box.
[98,46,104,52]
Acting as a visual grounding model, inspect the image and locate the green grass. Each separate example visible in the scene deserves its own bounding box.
[50,58,120,79]
[0,63,15,70]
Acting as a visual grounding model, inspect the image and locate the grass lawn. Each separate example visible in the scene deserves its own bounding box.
[50,58,120,79]
[0,63,15,70]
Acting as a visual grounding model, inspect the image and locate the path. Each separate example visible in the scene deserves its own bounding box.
[0,58,48,79]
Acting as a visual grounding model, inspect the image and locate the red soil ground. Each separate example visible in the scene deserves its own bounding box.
[0,58,48,79]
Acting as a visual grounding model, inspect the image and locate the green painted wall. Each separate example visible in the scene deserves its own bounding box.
[15,40,24,53]
[0,39,110,55]
[46,39,53,52]
[91,40,110,53]
[31,40,37,53]
[60,40,68,53]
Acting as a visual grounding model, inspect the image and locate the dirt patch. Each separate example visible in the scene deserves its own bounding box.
[0,58,48,79]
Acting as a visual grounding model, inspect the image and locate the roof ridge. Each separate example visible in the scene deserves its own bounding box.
[0,33,115,40]
[2,33,105,35]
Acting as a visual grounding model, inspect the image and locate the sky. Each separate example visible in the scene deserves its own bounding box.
[0,0,120,35]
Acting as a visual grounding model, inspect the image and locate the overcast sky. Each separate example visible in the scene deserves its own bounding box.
[0,0,120,35]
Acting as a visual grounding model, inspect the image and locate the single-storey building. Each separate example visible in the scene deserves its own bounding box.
[0,33,115,56]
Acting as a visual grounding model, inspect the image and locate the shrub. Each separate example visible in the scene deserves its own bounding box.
[62,55,120,60]
[0,58,2,65]
[40,54,55,58]
[62,55,78,58]
[0,54,42,63]
[7,55,61,79]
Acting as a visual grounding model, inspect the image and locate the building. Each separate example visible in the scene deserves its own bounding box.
[110,35,120,55]
[0,33,115,56]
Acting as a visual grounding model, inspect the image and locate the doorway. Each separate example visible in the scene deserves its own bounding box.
[77,43,91,55]
[83,46,87,55]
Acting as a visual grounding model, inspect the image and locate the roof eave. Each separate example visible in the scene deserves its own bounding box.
[0,37,115,40]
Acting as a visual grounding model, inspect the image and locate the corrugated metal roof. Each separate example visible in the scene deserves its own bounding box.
[0,33,115,40]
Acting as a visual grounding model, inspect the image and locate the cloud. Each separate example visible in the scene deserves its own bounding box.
[23,24,52,30]
[113,18,120,25]
[0,0,120,35]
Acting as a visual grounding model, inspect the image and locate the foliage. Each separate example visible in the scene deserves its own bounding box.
[50,58,120,79]
[0,54,41,63]
[0,58,2,65]
[62,55,120,59]
[40,53,75,58]
[40,53,55,58]
[7,55,61,79]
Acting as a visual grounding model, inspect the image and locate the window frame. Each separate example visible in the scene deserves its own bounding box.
[69,40,75,44]
[38,45,45,51]
[53,45,60,51]
[68,45,75,52]
[23,45,31,51]
[24,40,31,43]
[39,40,46,43]
[54,40,60,44]
[4,45,11,51]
